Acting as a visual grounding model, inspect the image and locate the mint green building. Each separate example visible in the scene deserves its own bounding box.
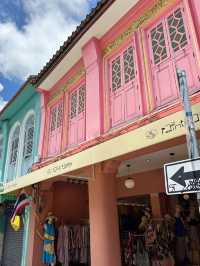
[0,76,40,266]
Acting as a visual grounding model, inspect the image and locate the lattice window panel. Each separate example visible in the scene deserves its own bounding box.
[123,46,135,84]
[151,23,168,65]
[0,137,3,159]
[167,8,188,53]
[70,91,78,119]
[50,106,57,132]
[78,86,86,114]
[23,115,35,159]
[57,102,63,128]
[112,56,121,91]
[10,127,20,165]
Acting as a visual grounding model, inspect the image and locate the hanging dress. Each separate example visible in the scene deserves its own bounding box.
[42,222,56,264]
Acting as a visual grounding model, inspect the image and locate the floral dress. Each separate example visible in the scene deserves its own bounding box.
[42,222,56,264]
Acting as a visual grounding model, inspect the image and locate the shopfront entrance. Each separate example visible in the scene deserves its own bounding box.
[118,193,200,266]
[116,142,200,266]
[31,179,90,266]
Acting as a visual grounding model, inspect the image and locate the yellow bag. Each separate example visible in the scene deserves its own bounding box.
[10,215,20,231]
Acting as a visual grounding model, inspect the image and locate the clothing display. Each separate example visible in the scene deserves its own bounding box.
[145,221,175,266]
[119,194,200,266]
[43,222,56,265]
[57,224,90,266]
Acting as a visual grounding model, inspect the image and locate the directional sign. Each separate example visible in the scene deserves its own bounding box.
[164,157,200,195]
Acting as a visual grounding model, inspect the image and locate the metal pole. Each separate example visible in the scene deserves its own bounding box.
[177,70,200,210]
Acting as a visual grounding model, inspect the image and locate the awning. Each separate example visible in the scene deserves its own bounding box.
[2,101,200,194]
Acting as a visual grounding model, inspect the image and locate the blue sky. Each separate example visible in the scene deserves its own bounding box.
[0,0,99,110]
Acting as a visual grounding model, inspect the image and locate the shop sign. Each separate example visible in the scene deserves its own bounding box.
[164,157,200,194]
[46,162,72,177]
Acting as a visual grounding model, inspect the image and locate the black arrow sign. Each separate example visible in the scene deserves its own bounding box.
[170,166,200,187]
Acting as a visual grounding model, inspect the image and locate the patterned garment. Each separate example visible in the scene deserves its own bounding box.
[57,225,69,266]
[42,222,56,264]
[57,224,90,265]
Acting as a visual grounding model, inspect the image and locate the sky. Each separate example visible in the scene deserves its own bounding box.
[0,0,99,110]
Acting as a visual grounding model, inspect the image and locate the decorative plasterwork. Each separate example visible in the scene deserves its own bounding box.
[48,66,85,104]
[63,67,85,92]
[103,0,176,56]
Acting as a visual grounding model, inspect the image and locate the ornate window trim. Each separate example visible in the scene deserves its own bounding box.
[48,66,86,105]
[103,0,177,57]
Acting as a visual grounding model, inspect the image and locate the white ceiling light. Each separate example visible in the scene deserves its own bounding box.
[124,178,135,189]
[183,194,190,200]
[124,164,135,189]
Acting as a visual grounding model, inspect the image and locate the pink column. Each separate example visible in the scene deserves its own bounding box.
[189,0,200,45]
[37,89,49,160]
[150,193,162,218]
[82,37,103,140]
[88,162,121,266]
[27,203,37,266]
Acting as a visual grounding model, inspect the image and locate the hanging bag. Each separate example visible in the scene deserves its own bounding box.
[10,215,21,231]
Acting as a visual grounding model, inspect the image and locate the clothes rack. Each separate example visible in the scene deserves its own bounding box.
[117,202,146,207]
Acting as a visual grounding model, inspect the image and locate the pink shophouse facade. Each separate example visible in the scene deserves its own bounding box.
[4,0,200,265]
[39,0,200,162]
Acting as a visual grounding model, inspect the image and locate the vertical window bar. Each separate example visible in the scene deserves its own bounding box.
[78,86,86,114]
[111,56,121,91]
[167,8,188,52]
[123,46,135,84]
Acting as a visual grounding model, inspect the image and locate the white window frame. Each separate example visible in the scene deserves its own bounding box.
[19,110,35,175]
[5,122,21,183]
[22,112,35,160]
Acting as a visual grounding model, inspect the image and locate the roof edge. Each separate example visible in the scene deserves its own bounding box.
[0,75,36,119]
[33,0,116,87]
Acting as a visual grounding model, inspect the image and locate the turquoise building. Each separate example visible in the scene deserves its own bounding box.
[0,76,40,183]
[0,76,40,266]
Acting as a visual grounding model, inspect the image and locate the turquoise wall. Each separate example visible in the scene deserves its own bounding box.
[0,83,40,182]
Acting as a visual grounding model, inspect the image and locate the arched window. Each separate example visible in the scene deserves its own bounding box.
[9,126,20,165]
[23,114,35,159]
[20,112,35,176]
[6,124,20,182]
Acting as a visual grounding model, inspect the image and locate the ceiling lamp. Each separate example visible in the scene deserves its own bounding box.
[124,178,135,189]
[124,164,135,189]
[183,194,190,200]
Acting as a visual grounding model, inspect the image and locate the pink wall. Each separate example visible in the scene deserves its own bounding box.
[116,168,165,198]
[37,90,49,160]
[52,182,89,224]
[189,0,200,45]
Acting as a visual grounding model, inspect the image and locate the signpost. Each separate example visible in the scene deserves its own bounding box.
[177,70,199,159]
[164,157,200,195]
[164,70,200,208]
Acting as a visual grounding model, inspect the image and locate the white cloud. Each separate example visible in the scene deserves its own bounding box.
[0,96,7,111]
[0,0,93,80]
[0,83,4,92]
